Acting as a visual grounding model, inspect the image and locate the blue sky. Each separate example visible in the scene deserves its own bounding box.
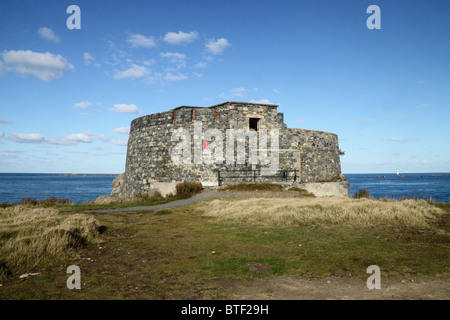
[0,0,449,174]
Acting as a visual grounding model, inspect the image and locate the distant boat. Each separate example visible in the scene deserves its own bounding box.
[396,170,405,178]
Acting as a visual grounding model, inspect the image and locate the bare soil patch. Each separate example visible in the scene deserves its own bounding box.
[228,275,450,300]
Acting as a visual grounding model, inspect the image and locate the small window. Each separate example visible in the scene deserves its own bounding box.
[249,118,259,131]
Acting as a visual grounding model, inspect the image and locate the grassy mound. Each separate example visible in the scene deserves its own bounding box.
[200,197,445,229]
[0,206,100,279]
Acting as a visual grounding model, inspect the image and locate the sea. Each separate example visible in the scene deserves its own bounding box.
[0,172,449,205]
[0,173,117,205]
[345,173,450,203]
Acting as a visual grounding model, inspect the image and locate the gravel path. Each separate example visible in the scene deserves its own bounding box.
[76,191,240,214]
[74,190,302,214]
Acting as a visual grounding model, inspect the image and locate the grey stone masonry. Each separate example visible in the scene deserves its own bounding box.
[123,101,343,198]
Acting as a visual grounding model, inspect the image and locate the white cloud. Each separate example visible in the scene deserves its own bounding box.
[165,72,188,81]
[205,38,230,55]
[37,27,60,43]
[232,87,246,97]
[141,59,154,66]
[0,132,4,138]
[9,133,46,143]
[147,72,163,84]
[8,131,110,146]
[110,139,128,146]
[90,146,109,151]
[1,50,74,82]
[160,52,186,70]
[355,118,376,124]
[219,87,247,99]
[250,99,274,105]
[0,118,12,124]
[419,103,431,108]
[388,136,409,143]
[113,64,150,79]
[394,112,409,119]
[67,149,88,154]
[84,131,109,142]
[160,52,186,61]
[112,126,130,134]
[194,61,207,68]
[164,31,199,45]
[45,137,77,146]
[65,133,93,143]
[4,148,24,153]
[110,104,140,114]
[127,34,157,48]
[295,118,307,125]
[83,52,95,66]
[203,55,214,62]
[65,131,109,144]
[74,101,93,109]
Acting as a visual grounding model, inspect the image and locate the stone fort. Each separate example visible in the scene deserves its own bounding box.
[121,101,346,198]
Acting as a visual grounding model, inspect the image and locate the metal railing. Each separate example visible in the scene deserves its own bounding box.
[217,169,298,186]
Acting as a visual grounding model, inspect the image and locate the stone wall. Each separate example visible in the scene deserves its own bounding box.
[123,101,343,198]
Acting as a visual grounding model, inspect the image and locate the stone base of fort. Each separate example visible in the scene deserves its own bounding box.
[107,172,350,199]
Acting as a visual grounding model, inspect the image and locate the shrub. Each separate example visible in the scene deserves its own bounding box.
[152,191,163,199]
[133,191,164,202]
[133,192,149,201]
[176,181,203,197]
[354,189,372,199]
[40,197,74,205]
[20,198,38,206]
[19,197,74,206]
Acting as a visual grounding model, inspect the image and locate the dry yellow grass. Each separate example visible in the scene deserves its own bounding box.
[200,197,444,229]
[0,206,100,279]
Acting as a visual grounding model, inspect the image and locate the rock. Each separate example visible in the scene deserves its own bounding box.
[303,181,349,197]
[94,195,121,205]
[93,173,126,204]
[19,272,40,279]
[110,173,125,197]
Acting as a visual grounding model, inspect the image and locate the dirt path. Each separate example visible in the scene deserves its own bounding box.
[79,190,301,214]
[228,275,450,300]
